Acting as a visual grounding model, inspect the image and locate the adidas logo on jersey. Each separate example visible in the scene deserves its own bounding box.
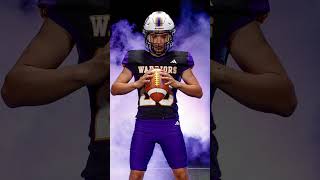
[170,59,177,64]
[175,121,180,126]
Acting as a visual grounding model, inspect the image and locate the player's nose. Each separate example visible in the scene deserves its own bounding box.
[154,36,164,43]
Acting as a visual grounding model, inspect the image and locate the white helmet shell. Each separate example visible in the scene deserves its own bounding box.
[143,11,175,32]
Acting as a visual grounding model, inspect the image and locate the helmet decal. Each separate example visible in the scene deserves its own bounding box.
[155,17,163,27]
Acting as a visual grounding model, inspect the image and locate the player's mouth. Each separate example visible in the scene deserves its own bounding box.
[153,44,164,50]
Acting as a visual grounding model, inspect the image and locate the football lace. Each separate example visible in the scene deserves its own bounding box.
[155,71,160,86]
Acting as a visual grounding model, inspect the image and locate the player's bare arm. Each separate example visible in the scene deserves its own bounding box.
[86,42,110,85]
[1,18,108,107]
[111,68,153,95]
[211,21,297,117]
[161,69,202,98]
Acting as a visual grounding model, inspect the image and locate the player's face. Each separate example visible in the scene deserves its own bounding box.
[148,32,170,55]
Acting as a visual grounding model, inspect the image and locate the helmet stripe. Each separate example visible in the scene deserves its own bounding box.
[156,17,162,27]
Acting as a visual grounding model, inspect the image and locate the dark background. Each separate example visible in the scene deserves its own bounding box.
[111,0,207,31]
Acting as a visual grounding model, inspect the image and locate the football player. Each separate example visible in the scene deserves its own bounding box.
[1,1,110,180]
[111,11,203,180]
[210,0,298,180]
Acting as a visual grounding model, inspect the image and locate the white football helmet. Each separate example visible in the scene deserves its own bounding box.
[143,11,176,56]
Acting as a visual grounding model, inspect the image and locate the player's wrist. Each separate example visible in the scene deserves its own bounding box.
[175,81,183,89]
[75,61,101,86]
[132,81,139,89]
[212,61,227,85]
[216,66,227,85]
[69,63,90,86]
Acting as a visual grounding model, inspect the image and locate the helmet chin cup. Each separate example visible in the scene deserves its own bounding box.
[151,44,165,56]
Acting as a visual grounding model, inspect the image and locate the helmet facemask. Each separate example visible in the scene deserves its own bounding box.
[143,30,175,56]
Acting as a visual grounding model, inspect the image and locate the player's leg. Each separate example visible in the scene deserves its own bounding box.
[129,120,157,179]
[158,119,188,180]
[211,133,222,180]
[129,170,145,180]
[81,140,110,180]
[172,168,189,180]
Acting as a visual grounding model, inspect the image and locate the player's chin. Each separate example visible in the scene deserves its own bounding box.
[154,47,164,52]
[155,52,165,56]
[155,49,164,54]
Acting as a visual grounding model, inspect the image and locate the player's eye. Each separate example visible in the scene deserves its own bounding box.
[150,33,157,38]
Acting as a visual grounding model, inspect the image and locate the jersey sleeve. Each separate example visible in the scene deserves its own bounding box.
[121,52,134,72]
[179,52,194,74]
[46,7,76,41]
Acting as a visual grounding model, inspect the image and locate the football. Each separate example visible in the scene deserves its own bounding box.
[145,69,169,102]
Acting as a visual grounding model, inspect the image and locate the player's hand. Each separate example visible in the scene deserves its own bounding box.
[160,70,182,89]
[133,69,154,89]
[80,42,110,86]
[211,60,226,84]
